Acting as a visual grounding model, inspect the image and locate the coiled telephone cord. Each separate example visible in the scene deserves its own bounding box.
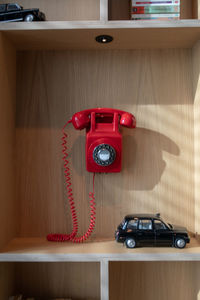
[47,120,96,243]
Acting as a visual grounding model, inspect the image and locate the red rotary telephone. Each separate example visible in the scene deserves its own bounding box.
[47,108,136,243]
[72,108,136,172]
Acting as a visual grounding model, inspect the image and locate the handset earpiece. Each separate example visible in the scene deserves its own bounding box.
[120,112,136,128]
[72,111,90,130]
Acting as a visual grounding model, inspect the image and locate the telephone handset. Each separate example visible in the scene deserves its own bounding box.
[47,108,136,243]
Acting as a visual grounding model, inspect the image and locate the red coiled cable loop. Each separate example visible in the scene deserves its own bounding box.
[47,120,96,243]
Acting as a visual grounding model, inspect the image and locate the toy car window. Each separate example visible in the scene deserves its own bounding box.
[7,4,20,11]
[138,219,152,230]
[120,220,127,230]
[0,4,6,12]
[121,220,125,226]
[127,218,138,230]
[154,220,167,230]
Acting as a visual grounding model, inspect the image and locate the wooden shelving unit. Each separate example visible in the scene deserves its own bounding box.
[0,0,200,299]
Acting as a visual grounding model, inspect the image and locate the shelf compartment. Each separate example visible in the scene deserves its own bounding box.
[0,0,100,21]
[1,30,200,260]
[108,0,199,21]
[13,47,198,242]
[109,261,200,300]
[0,261,100,300]
[1,21,200,50]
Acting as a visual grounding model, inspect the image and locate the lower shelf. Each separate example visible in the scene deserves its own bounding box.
[1,260,200,300]
[109,261,200,300]
[0,237,200,261]
[0,261,100,300]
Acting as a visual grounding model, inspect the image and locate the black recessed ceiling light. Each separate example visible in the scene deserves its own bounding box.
[95,35,113,44]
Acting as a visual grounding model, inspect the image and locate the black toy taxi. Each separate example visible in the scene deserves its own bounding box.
[0,3,45,22]
[115,214,190,249]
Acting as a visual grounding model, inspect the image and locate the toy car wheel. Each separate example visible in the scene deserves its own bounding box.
[175,237,186,249]
[125,238,136,248]
[24,14,34,22]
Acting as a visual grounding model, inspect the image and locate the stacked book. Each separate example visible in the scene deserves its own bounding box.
[131,0,180,20]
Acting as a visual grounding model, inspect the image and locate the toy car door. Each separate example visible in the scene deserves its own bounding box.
[154,219,173,246]
[137,219,155,245]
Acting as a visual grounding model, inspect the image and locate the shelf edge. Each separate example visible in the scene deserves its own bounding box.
[1,253,200,262]
[1,20,200,31]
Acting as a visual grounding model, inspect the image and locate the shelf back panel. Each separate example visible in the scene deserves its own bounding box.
[16,49,195,239]
[0,263,15,300]
[15,262,100,300]
[109,261,200,300]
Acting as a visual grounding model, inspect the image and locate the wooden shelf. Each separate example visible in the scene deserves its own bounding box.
[1,19,200,30]
[1,1,200,299]
[0,238,200,262]
[1,20,200,50]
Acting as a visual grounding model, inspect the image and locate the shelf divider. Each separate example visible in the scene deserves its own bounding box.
[101,259,109,300]
[100,0,108,21]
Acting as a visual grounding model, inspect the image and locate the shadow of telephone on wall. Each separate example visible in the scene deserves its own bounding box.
[122,127,180,190]
[71,127,180,191]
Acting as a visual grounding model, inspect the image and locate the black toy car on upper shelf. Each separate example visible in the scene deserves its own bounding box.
[115,213,190,249]
[0,3,45,22]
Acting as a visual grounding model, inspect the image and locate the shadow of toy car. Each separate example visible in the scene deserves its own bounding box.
[0,3,45,22]
[115,213,190,249]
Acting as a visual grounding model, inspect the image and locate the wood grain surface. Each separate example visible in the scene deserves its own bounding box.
[3,24,200,51]
[181,0,197,19]
[193,40,200,235]
[1,237,200,257]
[0,263,15,300]
[109,261,200,300]
[0,33,16,249]
[0,0,100,21]
[108,0,131,20]
[16,49,195,240]
[0,2,199,299]
[15,262,100,300]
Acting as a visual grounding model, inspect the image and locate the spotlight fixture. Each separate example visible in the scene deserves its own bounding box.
[95,35,113,44]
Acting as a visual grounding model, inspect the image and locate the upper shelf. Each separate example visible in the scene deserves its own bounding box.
[1,20,200,50]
